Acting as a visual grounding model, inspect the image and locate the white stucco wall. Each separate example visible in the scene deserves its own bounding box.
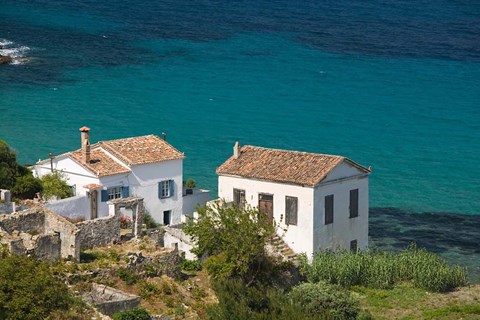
[45,195,90,220]
[183,189,210,216]
[33,156,101,196]
[218,175,315,256]
[124,160,183,225]
[313,166,369,253]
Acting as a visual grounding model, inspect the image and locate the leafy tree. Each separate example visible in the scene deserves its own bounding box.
[0,140,27,189]
[184,201,275,285]
[10,174,43,200]
[0,255,74,320]
[41,172,73,200]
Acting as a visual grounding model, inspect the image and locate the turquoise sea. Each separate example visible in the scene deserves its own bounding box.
[1,1,479,279]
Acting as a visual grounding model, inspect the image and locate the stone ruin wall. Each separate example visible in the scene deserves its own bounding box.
[44,210,81,260]
[0,209,46,234]
[76,213,120,250]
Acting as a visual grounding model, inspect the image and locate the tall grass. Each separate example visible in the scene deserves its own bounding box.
[300,244,467,292]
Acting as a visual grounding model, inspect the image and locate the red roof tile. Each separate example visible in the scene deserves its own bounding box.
[216,145,370,187]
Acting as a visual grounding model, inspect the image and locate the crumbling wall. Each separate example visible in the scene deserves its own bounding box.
[164,226,196,260]
[82,283,140,316]
[0,209,45,234]
[44,210,80,261]
[32,234,61,261]
[76,214,120,250]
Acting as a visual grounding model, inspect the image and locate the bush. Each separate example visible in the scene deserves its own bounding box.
[10,174,43,200]
[116,267,140,285]
[143,211,159,229]
[289,282,361,319]
[112,307,150,320]
[41,172,73,200]
[300,244,467,292]
[180,258,202,272]
[0,255,74,320]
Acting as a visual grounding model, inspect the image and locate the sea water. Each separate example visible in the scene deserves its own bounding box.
[1,0,479,279]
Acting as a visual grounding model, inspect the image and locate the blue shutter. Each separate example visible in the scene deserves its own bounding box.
[101,190,108,202]
[122,186,129,198]
[169,180,174,197]
[158,182,162,199]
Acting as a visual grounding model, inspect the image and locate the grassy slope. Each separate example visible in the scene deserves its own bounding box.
[353,283,480,320]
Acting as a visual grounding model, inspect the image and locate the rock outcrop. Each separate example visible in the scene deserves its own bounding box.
[0,55,13,64]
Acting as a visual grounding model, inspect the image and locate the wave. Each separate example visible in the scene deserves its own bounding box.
[0,39,31,65]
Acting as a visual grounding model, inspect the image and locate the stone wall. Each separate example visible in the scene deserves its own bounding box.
[0,202,15,214]
[32,234,61,261]
[0,209,45,234]
[82,283,140,316]
[44,210,80,261]
[76,214,120,250]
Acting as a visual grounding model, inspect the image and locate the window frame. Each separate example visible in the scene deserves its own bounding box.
[159,180,174,199]
[108,186,122,200]
[349,189,359,219]
[324,194,334,225]
[350,240,358,252]
[233,188,246,208]
[285,196,298,226]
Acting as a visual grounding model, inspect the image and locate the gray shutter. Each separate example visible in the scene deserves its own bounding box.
[350,189,358,218]
[286,196,298,225]
[101,190,108,202]
[122,186,129,198]
[158,182,162,199]
[325,195,334,224]
[169,180,174,197]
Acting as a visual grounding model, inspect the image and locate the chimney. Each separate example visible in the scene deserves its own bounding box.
[233,141,240,159]
[79,126,91,163]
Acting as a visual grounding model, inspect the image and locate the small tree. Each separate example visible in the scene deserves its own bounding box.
[0,140,30,190]
[41,172,73,200]
[10,174,43,200]
[184,201,275,285]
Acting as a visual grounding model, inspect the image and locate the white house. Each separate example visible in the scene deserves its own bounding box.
[33,127,209,225]
[216,142,371,258]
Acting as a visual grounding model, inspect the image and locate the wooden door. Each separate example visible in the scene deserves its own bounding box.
[90,190,98,219]
[258,194,274,222]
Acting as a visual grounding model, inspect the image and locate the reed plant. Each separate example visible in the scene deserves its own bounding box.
[300,244,467,293]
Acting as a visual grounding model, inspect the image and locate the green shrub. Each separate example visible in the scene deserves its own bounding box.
[0,255,74,320]
[301,244,467,292]
[180,258,202,271]
[137,280,161,299]
[289,282,360,319]
[116,267,140,285]
[112,307,150,320]
[10,174,43,200]
[41,172,73,200]
[143,211,160,229]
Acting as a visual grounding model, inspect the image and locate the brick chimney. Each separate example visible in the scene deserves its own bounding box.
[79,126,91,163]
[233,141,240,159]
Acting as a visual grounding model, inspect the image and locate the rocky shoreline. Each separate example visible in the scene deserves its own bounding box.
[0,55,13,64]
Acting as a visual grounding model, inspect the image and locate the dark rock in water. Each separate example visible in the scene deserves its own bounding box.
[0,55,13,64]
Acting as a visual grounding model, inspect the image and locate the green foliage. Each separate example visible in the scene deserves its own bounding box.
[180,258,202,271]
[116,267,140,285]
[137,280,161,299]
[184,201,275,284]
[289,282,361,319]
[143,211,160,229]
[300,244,467,293]
[0,140,22,189]
[40,172,73,200]
[112,307,150,320]
[185,178,196,189]
[10,173,43,200]
[207,279,360,320]
[0,255,74,320]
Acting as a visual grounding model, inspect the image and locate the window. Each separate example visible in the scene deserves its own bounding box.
[163,210,171,225]
[233,188,246,208]
[69,184,76,196]
[285,196,298,225]
[158,180,174,198]
[350,240,358,252]
[349,189,359,218]
[101,186,129,202]
[324,194,334,225]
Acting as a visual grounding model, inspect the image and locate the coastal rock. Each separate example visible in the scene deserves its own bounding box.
[0,55,13,65]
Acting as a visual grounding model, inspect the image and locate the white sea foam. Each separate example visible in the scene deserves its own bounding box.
[0,39,31,65]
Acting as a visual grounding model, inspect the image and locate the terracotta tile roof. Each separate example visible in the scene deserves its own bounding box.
[216,145,370,187]
[83,183,103,190]
[100,135,185,165]
[70,147,131,177]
